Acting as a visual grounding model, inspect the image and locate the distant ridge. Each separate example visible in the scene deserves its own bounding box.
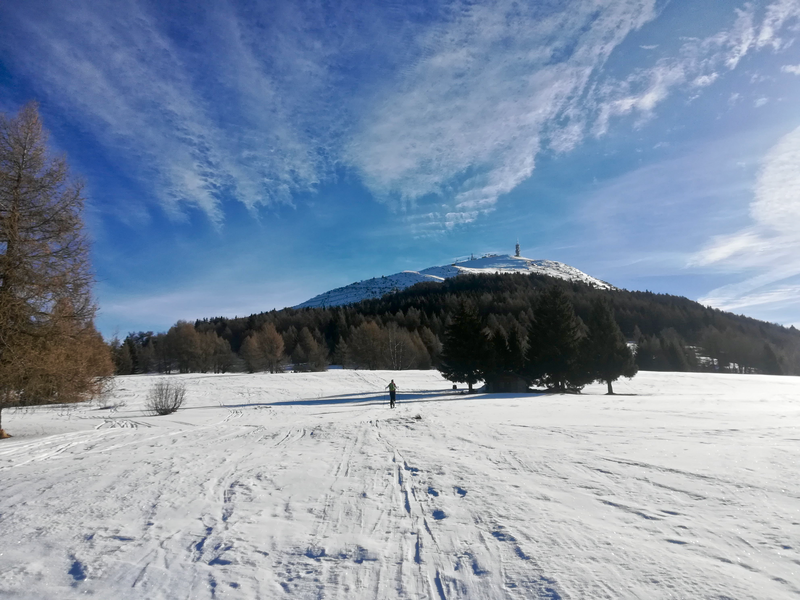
[295,254,613,309]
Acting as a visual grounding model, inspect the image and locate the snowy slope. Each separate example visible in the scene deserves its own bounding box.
[1,371,799,599]
[295,255,612,308]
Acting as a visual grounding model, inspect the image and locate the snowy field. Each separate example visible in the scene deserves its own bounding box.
[1,370,799,600]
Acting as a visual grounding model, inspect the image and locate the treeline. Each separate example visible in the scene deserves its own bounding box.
[113,272,800,377]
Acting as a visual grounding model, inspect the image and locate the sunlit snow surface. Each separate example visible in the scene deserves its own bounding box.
[1,371,799,599]
[295,255,613,308]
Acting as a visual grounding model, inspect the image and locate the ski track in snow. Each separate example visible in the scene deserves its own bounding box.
[0,371,799,599]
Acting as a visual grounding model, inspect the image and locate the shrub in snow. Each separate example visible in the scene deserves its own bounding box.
[146,381,186,415]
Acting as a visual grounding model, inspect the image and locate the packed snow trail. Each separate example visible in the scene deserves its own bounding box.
[0,371,799,599]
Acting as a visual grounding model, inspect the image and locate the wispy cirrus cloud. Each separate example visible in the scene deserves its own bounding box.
[692,124,800,315]
[345,0,660,231]
[3,0,800,234]
[346,0,800,232]
[591,1,800,136]
[1,0,343,225]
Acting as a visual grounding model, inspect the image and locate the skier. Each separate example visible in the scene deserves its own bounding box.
[386,380,398,408]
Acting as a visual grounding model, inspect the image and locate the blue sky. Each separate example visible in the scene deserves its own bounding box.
[2,0,800,336]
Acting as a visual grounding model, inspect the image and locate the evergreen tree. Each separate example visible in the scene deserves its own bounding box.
[438,301,487,392]
[635,334,666,371]
[660,328,692,371]
[583,299,637,394]
[525,287,584,392]
[505,324,526,374]
[123,335,141,373]
[487,328,509,376]
[111,336,133,375]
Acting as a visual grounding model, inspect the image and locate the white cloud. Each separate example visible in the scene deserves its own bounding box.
[4,0,800,232]
[755,97,770,107]
[345,0,659,231]
[757,0,800,50]
[1,0,338,225]
[591,1,800,136]
[693,125,800,315]
[692,72,719,87]
[782,64,800,74]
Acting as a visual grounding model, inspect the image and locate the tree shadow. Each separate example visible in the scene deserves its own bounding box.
[212,388,545,409]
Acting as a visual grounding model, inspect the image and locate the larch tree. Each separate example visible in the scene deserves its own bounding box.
[348,321,386,369]
[0,102,113,437]
[240,335,264,373]
[256,322,285,373]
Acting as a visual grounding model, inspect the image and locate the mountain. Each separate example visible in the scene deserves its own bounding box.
[295,254,613,308]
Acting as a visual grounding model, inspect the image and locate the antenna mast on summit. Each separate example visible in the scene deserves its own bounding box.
[515,239,520,257]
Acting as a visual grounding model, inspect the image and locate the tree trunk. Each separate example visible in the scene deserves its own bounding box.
[607,380,614,395]
[468,381,473,393]
[0,406,9,438]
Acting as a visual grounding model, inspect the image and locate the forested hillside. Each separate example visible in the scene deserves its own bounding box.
[114,273,800,376]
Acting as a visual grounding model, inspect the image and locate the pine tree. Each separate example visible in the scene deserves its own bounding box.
[583,299,637,394]
[505,324,526,374]
[525,287,584,392]
[438,301,487,392]
[112,336,134,375]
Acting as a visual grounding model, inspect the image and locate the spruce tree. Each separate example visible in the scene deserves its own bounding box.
[438,301,487,392]
[525,287,584,392]
[583,299,637,394]
[487,328,509,376]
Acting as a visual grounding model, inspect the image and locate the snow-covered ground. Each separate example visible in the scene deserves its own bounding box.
[295,255,612,308]
[1,371,799,599]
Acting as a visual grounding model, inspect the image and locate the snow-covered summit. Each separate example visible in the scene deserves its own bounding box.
[295,254,612,309]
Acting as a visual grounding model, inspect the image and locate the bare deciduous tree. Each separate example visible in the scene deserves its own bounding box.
[0,102,113,437]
